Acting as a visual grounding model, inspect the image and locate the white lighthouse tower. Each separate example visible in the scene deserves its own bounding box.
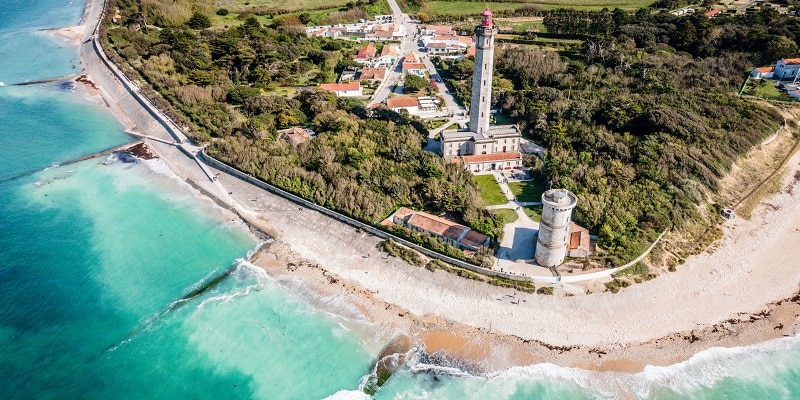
[469,7,498,135]
[535,189,578,267]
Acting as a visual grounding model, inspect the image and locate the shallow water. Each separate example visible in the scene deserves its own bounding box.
[2,0,800,399]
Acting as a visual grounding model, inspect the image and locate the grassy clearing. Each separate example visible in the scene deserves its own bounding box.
[743,79,795,101]
[419,0,653,15]
[508,180,545,202]
[474,175,508,206]
[523,205,542,221]
[491,208,519,224]
[220,0,351,12]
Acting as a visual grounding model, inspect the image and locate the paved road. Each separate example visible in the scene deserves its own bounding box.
[370,0,468,119]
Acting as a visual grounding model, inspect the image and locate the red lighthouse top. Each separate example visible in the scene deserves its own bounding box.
[481,6,493,27]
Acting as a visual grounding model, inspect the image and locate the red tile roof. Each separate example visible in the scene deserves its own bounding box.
[784,58,800,65]
[460,229,490,249]
[359,67,387,81]
[704,9,722,17]
[567,222,590,252]
[461,152,521,164]
[403,62,425,71]
[756,67,774,73]
[356,43,376,60]
[319,81,360,92]
[387,96,419,109]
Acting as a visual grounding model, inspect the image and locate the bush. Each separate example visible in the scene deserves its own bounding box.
[536,286,554,295]
[216,8,229,16]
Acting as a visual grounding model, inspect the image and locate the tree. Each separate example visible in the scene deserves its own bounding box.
[403,74,429,93]
[187,12,211,30]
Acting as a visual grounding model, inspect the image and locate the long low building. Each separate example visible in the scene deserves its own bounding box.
[389,207,490,251]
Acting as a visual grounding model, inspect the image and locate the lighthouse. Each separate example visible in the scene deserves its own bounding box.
[469,7,498,135]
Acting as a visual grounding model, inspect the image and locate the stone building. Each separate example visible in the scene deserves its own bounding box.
[439,7,522,172]
[535,189,578,267]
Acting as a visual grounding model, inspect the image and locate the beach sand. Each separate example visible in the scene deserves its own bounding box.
[72,0,800,373]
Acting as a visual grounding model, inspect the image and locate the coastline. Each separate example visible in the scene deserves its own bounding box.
[71,0,800,373]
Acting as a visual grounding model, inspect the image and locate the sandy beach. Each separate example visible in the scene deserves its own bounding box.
[71,0,800,373]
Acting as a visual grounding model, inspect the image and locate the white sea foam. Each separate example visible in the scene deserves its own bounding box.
[480,334,800,399]
[323,390,371,400]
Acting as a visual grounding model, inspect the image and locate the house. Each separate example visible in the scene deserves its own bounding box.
[704,9,722,19]
[339,68,358,82]
[751,66,774,79]
[354,42,377,63]
[319,81,362,97]
[401,53,426,76]
[417,96,439,112]
[670,7,695,16]
[280,127,312,147]
[774,58,800,81]
[377,44,400,65]
[389,207,491,251]
[566,222,591,258]
[358,67,387,83]
[421,24,454,36]
[424,35,474,56]
[387,96,420,114]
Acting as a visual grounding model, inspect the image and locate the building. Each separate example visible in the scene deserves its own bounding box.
[358,67,387,83]
[401,52,426,76]
[424,35,474,56]
[751,66,775,79]
[774,58,800,81]
[319,81,362,97]
[354,42,377,63]
[280,127,312,147]
[377,44,400,65]
[535,189,578,267]
[704,9,722,18]
[670,7,695,16]
[439,7,522,171]
[389,207,490,251]
[420,24,454,36]
[566,222,591,258]
[387,96,420,114]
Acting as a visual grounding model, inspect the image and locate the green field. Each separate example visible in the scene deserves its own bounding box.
[474,175,508,206]
[418,0,654,15]
[508,180,545,203]
[491,208,519,224]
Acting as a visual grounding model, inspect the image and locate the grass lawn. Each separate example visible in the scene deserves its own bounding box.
[474,175,508,206]
[491,208,519,224]
[508,180,545,202]
[523,205,542,222]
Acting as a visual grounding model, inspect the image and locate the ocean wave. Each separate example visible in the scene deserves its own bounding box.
[323,390,371,400]
[481,334,800,399]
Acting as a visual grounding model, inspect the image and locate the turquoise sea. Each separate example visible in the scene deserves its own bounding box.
[1,1,799,399]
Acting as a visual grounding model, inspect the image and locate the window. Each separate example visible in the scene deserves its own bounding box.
[504,139,507,144]
[482,144,486,149]
[484,63,488,70]
[483,80,486,87]
[482,96,485,103]
[481,112,484,118]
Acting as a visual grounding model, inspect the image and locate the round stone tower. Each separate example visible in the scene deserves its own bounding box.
[535,189,578,267]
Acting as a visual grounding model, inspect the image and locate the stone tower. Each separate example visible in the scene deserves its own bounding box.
[535,189,578,267]
[469,7,498,136]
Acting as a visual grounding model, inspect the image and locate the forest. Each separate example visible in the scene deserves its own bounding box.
[103,0,795,266]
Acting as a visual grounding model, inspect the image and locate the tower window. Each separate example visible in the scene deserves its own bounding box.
[484,63,488,70]
[483,80,486,87]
